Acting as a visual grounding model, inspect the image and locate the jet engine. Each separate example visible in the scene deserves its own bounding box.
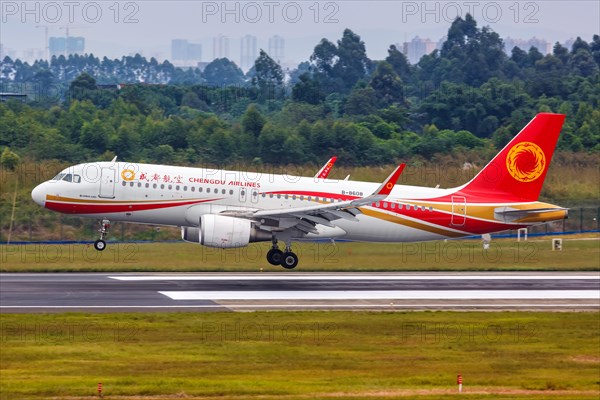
[181,214,270,248]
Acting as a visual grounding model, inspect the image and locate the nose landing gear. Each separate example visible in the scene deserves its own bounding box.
[93,219,110,251]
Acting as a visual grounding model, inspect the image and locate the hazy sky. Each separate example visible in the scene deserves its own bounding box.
[1,0,599,65]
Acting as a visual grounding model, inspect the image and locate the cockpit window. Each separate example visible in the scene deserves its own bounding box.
[51,173,82,183]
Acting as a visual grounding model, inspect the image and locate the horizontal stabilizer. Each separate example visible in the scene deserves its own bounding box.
[494,206,569,223]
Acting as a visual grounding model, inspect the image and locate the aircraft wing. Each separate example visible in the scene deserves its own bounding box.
[222,164,405,234]
[314,156,337,179]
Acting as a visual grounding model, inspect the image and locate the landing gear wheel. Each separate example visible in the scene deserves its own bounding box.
[94,239,106,251]
[94,219,110,252]
[266,248,284,265]
[281,252,299,269]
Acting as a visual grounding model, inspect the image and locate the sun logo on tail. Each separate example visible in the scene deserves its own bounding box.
[506,142,546,182]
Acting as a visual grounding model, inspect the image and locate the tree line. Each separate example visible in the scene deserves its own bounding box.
[0,14,599,168]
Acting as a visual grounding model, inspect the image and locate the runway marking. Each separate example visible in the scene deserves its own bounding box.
[159,290,600,301]
[2,304,598,309]
[110,274,600,281]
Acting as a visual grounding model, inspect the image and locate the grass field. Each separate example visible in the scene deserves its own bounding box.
[0,312,599,399]
[1,236,598,272]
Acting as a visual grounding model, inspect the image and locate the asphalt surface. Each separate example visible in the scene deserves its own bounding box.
[1,272,598,312]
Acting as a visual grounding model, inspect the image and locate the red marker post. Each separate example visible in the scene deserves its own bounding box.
[457,374,463,393]
[98,382,103,398]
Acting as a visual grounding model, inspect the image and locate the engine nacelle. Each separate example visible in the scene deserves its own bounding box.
[181,214,270,248]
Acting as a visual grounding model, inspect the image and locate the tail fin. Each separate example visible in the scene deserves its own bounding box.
[460,113,565,202]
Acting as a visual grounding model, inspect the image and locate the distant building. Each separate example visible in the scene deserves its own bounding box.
[49,36,85,57]
[171,39,189,60]
[268,35,285,63]
[504,37,552,55]
[196,62,210,72]
[402,36,437,64]
[23,48,45,62]
[563,38,575,51]
[0,93,28,102]
[171,39,202,65]
[213,34,230,60]
[240,35,258,71]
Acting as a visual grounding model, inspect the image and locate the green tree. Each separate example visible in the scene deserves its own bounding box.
[252,49,284,101]
[203,58,245,86]
[0,147,20,170]
[241,104,266,137]
[292,73,324,104]
[80,118,111,153]
[370,61,405,107]
[344,86,377,116]
[385,44,411,79]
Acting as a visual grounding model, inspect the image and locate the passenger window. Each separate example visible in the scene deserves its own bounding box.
[391,203,396,209]
[207,188,211,193]
[168,185,172,190]
[183,186,187,191]
[153,183,157,189]
[145,183,149,188]
[222,189,226,195]
[300,195,304,201]
[199,187,203,193]
[129,182,134,187]
[191,187,195,192]
[160,184,165,189]
[138,182,142,188]
[176,185,180,191]
[230,190,234,195]
[122,181,127,186]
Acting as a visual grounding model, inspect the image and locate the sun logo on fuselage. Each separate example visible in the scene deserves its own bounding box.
[505,142,546,183]
[121,169,136,181]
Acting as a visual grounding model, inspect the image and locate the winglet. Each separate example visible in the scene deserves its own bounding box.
[348,164,405,207]
[374,163,405,196]
[315,156,338,179]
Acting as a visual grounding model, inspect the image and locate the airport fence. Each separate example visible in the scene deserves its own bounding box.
[1,207,599,244]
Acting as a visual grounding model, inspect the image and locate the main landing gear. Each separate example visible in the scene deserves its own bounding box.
[93,219,110,251]
[266,238,298,269]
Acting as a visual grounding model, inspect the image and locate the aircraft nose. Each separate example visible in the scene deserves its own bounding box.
[31,183,46,207]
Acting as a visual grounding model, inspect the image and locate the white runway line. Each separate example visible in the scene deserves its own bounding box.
[159,290,600,301]
[1,303,598,309]
[111,274,600,281]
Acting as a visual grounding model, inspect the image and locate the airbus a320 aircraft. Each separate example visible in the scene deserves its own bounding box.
[32,113,568,269]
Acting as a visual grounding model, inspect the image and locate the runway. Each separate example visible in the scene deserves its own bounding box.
[1,272,598,312]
